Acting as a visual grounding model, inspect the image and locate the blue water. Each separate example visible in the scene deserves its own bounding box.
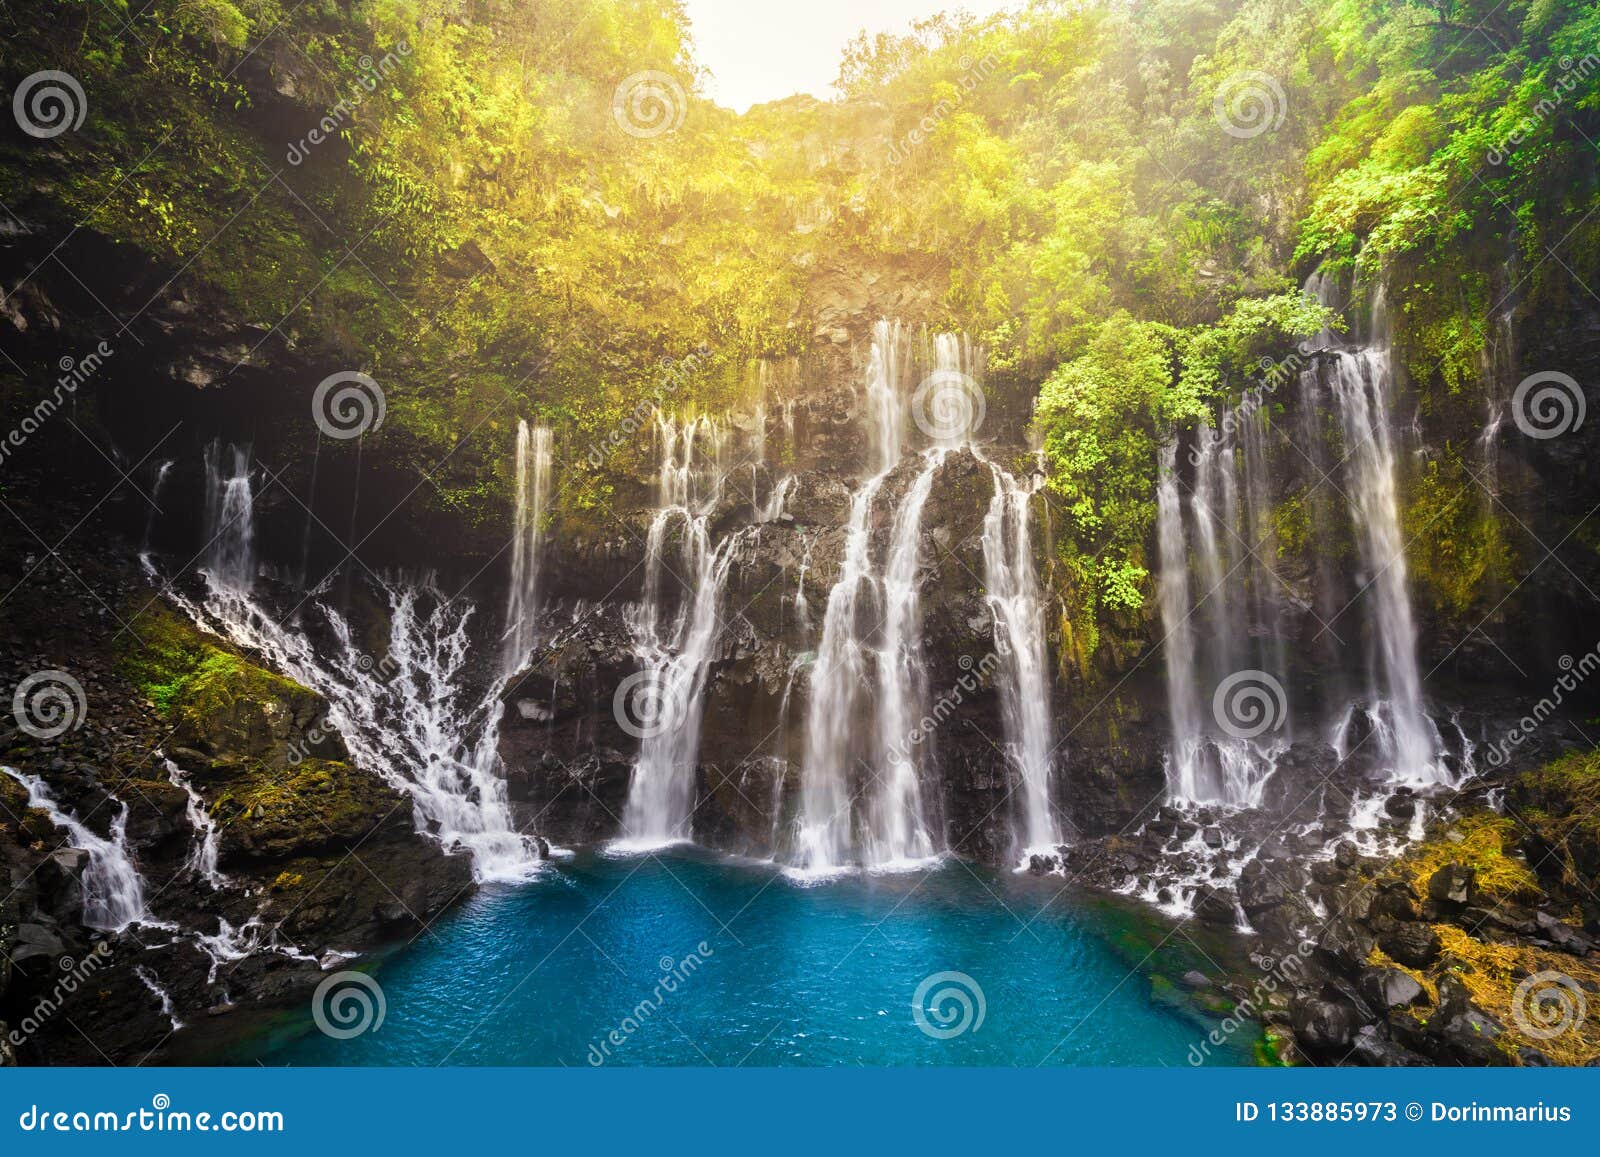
[254,850,1258,1066]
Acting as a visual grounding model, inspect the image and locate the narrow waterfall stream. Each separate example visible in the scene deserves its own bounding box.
[982,461,1062,855]
[165,757,227,889]
[1320,311,1448,786]
[503,421,554,673]
[615,415,742,849]
[1,767,151,932]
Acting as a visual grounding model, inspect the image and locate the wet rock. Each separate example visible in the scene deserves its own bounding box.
[1193,885,1238,927]
[1289,996,1358,1052]
[1361,967,1426,1010]
[1426,863,1477,909]
[1201,826,1224,849]
[1375,921,1442,969]
[1348,1024,1426,1066]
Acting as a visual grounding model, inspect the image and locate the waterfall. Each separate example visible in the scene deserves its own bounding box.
[1321,322,1446,785]
[504,421,554,673]
[193,577,540,880]
[614,414,738,850]
[864,447,943,867]
[201,440,255,592]
[1155,270,1451,801]
[1,767,150,931]
[1154,428,1286,807]
[982,462,1060,853]
[173,443,542,881]
[792,321,947,874]
[1155,445,1207,800]
[135,965,184,1032]
[165,758,226,889]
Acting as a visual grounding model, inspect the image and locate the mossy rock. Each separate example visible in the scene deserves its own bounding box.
[117,601,342,768]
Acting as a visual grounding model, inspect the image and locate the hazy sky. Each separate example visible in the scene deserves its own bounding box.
[680,0,1016,112]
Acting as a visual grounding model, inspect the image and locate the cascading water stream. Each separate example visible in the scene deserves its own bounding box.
[165,757,226,889]
[171,442,543,882]
[201,440,255,592]
[1154,425,1287,807]
[615,415,739,850]
[503,421,554,674]
[1319,311,1447,786]
[982,461,1061,855]
[1,767,151,931]
[864,447,944,867]
[792,321,947,874]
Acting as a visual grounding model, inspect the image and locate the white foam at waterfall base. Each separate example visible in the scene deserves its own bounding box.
[1,767,154,932]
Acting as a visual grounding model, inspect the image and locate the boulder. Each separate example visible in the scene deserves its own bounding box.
[1289,996,1358,1052]
[1361,967,1427,1010]
[1426,863,1477,909]
[1376,921,1442,969]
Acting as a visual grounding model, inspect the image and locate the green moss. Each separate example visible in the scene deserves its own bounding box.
[1254,1029,1292,1067]
[118,601,308,725]
[1403,449,1516,620]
